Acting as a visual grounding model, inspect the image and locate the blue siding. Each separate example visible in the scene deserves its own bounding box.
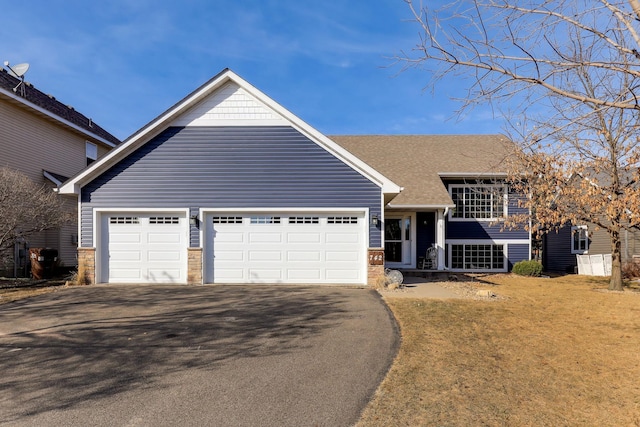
[544,227,576,273]
[81,126,382,247]
[446,185,529,240]
[507,243,530,270]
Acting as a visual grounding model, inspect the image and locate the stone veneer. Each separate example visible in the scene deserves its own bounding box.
[77,247,96,285]
[187,248,203,284]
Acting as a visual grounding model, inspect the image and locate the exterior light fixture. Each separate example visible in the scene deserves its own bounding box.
[371,214,379,226]
[190,215,199,227]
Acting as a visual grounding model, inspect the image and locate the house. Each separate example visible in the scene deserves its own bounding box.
[59,68,531,285]
[0,65,121,275]
[543,223,640,273]
[539,169,640,273]
[331,135,531,273]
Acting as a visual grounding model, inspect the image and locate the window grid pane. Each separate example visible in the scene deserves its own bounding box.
[450,185,505,219]
[453,244,504,270]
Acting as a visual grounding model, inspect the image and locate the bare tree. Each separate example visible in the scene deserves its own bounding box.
[0,168,72,264]
[401,0,640,290]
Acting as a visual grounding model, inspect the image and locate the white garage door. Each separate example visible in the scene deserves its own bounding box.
[207,213,366,284]
[101,213,187,283]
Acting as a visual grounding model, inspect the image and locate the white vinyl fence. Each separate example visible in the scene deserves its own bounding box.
[576,254,612,276]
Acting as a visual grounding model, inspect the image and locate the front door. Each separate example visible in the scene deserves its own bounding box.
[385,215,412,267]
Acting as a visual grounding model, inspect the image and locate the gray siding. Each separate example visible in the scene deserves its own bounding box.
[81,126,382,247]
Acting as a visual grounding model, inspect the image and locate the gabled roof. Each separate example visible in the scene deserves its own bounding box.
[59,68,402,196]
[331,134,515,208]
[0,68,121,147]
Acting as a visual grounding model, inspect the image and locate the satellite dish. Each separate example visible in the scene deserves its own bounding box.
[3,61,30,95]
[6,62,29,78]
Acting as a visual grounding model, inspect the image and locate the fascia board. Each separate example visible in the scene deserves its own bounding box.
[386,204,456,209]
[0,87,116,148]
[438,172,507,178]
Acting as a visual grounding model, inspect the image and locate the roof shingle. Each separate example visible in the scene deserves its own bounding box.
[330,134,515,207]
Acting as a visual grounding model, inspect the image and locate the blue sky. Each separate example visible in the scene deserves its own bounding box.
[1,0,504,141]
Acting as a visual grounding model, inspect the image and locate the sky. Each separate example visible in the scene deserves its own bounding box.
[1,0,505,141]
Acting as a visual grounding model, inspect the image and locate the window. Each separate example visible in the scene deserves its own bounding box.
[86,141,98,166]
[213,216,243,224]
[327,216,358,224]
[289,216,319,224]
[250,216,281,224]
[450,185,506,220]
[149,216,180,224]
[451,244,505,270]
[571,226,589,254]
[109,216,139,224]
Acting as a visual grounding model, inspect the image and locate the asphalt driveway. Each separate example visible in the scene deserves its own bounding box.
[0,285,399,427]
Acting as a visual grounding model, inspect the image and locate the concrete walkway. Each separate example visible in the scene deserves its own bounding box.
[379,276,461,299]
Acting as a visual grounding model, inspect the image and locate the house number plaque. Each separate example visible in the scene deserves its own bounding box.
[368,250,384,265]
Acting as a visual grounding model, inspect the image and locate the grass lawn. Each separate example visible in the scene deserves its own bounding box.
[359,275,640,426]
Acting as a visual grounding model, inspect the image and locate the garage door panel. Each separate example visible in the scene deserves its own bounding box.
[287,233,321,243]
[249,251,282,261]
[147,251,181,262]
[214,231,244,243]
[215,268,245,281]
[103,213,187,284]
[110,233,141,244]
[209,212,365,284]
[215,251,244,261]
[326,251,358,262]
[287,251,321,262]
[147,269,182,281]
[288,269,321,280]
[326,232,360,244]
[147,232,181,244]
[326,269,360,280]
[109,269,142,280]
[249,232,282,243]
[249,269,282,281]
[110,250,142,261]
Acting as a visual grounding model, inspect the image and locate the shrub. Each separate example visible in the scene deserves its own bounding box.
[512,260,543,277]
[622,261,640,279]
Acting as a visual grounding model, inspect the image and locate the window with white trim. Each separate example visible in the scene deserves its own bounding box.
[451,244,505,270]
[450,185,506,220]
[86,141,98,166]
[571,225,589,254]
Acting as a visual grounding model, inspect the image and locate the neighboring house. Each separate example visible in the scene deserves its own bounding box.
[59,68,531,285]
[331,135,531,273]
[543,224,640,273]
[0,66,121,275]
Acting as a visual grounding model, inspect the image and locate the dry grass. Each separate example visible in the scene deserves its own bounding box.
[0,286,57,304]
[359,275,640,427]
